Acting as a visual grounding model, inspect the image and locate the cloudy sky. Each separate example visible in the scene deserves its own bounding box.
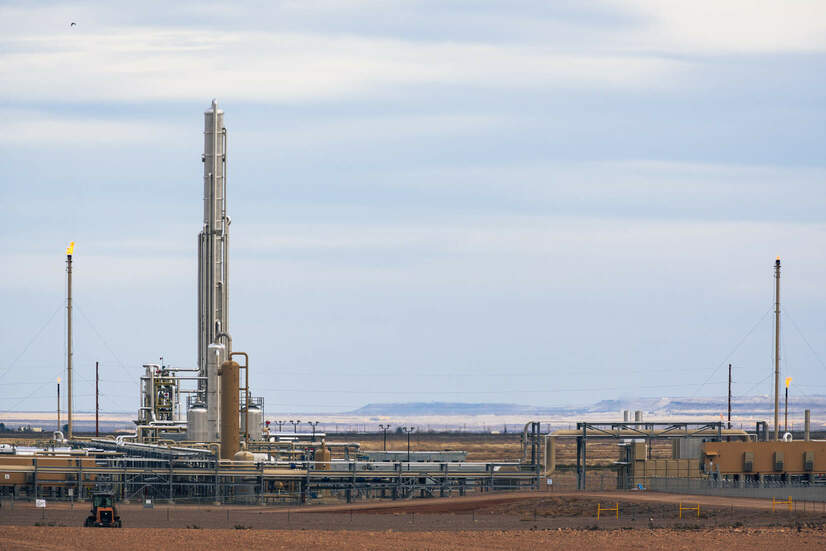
[1,1,825,415]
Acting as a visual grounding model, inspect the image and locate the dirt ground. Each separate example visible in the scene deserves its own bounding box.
[3,491,825,532]
[2,492,826,549]
[0,526,822,551]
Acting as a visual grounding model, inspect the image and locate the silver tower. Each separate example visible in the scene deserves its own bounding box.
[197,99,230,441]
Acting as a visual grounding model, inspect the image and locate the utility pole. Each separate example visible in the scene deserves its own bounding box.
[379,424,391,451]
[727,364,732,430]
[774,257,781,441]
[66,242,74,440]
[95,361,100,437]
[57,378,61,433]
[785,377,791,434]
[402,426,415,462]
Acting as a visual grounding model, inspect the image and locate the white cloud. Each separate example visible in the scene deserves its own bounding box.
[0,109,186,146]
[612,0,826,53]
[3,1,821,107]
[230,216,826,299]
[0,28,678,104]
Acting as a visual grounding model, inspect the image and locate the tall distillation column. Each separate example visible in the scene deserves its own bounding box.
[196,100,230,442]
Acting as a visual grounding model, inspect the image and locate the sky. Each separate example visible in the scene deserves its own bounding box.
[1,1,825,416]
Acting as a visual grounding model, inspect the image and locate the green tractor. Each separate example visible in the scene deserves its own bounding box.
[84,492,122,527]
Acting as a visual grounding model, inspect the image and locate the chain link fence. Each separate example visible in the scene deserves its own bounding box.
[646,476,826,502]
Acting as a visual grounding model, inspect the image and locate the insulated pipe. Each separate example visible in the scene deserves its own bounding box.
[521,422,532,463]
[219,359,241,459]
[545,436,556,474]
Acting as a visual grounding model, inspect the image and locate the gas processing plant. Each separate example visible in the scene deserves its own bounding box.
[0,101,543,505]
[1,102,825,506]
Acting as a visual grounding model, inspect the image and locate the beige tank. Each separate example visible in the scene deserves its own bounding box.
[233,450,254,462]
[315,441,331,471]
[219,360,241,459]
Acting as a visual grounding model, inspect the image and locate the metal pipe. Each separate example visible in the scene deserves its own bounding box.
[222,127,229,342]
[548,428,749,438]
[774,257,781,440]
[141,377,205,381]
[216,332,232,355]
[521,422,531,463]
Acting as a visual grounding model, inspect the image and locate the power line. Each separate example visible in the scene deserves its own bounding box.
[257,366,719,378]
[0,304,62,382]
[74,304,134,378]
[689,306,773,399]
[782,307,826,371]
[0,379,57,413]
[257,381,729,395]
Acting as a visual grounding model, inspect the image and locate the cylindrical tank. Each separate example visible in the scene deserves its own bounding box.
[220,360,240,459]
[241,405,263,441]
[315,442,331,471]
[623,410,630,423]
[634,410,643,422]
[187,405,208,442]
[233,450,254,461]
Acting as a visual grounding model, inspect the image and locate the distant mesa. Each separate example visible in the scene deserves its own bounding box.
[349,396,826,417]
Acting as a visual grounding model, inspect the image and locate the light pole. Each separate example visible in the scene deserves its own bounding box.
[56,377,61,433]
[276,420,285,432]
[308,421,320,440]
[785,377,792,434]
[378,424,391,451]
[290,420,301,433]
[402,426,415,462]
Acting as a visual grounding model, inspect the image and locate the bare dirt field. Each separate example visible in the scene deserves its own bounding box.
[0,526,823,551]
[3,491,825,532]
[2,492,826,549]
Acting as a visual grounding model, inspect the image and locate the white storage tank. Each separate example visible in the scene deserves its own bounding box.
[187,405,208,442]
[241,405,263,440]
